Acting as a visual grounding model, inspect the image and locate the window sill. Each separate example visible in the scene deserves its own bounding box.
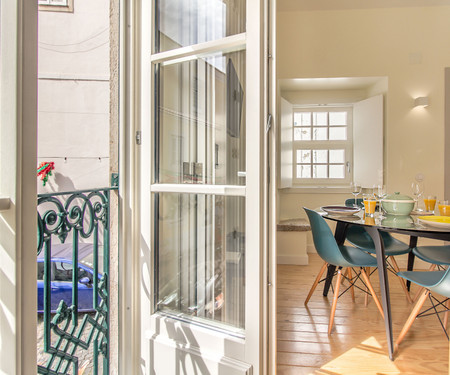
[278,186,352,194]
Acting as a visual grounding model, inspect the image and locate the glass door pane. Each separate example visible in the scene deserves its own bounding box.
[157,50,246,186]
[155,193,245,330]
[156,0,246,52]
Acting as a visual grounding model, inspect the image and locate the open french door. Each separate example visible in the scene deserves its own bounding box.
[135,0,273,373]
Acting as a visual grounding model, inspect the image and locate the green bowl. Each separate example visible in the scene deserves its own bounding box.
[381,192,415,216]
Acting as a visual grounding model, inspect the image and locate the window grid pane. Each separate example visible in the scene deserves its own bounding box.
[313,165,327,178]
[329,111,347,126]
[312,127,327,140]
[294,127,311,141]
[313,112,327,126]
[296,149,347,180]
[329,149,345,163]
[329,127,347,140]
[329,165,345,178]
[293,108,350,182]
[297,165,311,178]
[297,150,311,163]
[313,150,328,163]
[294,112,311,126]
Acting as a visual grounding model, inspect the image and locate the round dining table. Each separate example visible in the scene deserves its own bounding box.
[319,208,450,360]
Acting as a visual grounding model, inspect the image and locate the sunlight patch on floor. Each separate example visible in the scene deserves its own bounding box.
[316,337,401,375]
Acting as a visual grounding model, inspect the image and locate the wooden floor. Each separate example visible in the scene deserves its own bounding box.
[277,254,450,375]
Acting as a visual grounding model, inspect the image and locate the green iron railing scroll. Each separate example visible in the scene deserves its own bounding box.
[37,187,117,375]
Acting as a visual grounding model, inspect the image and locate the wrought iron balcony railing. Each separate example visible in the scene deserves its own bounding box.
[37,187,117,375]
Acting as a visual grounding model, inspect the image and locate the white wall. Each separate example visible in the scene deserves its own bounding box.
[277,6,450,221]
[38,0,110,193]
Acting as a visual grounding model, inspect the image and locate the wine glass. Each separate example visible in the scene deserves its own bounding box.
[374,184,387,217]
[350,182,362,207]
[411,182,423,211]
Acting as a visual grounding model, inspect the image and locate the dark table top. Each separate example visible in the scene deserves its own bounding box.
[319,208,450,240]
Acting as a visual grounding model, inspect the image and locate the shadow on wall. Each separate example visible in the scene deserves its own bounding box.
[40,172,76,193]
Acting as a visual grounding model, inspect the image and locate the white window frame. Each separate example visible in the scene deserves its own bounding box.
[38,0,73,13]
[292,106,353,186]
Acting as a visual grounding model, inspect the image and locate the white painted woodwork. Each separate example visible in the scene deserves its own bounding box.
[140,0,268,372]
[280,97,293,188]
[353,94,384,188]
[0,0,38,373]
[0,197,11,211]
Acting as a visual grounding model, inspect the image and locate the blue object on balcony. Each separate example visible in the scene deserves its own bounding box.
[37,243,102,313]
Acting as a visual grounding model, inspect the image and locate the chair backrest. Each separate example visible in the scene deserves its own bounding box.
[429,267,450,298]
[345,198,363,208]
[303,207,348,266]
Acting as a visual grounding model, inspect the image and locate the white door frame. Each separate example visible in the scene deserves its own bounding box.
[118,0,278,373]
[118,0,273,373]
[0,0,38,374]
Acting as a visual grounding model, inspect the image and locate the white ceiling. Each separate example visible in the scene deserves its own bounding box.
[278,0,450,12]
[279,77,384,92]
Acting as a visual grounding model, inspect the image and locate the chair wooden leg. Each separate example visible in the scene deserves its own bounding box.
[444,299,450,330]
[364,267,370,307]
[396,289,430,347]
[347,267,355,302]
[328,268,343,335]
[305,262,328,305]
[389,256,413,304]
[412,264,436,302]
[360,267,384,319]
[341,268,348,285]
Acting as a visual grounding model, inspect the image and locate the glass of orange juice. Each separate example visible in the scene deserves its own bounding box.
[438,200,450,216]
[363,195,377,217]
[424,195,437,212]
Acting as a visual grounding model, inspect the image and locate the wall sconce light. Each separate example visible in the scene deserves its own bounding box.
[414,96,429,107]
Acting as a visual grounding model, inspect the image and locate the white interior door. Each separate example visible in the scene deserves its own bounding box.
[138,0,270,373]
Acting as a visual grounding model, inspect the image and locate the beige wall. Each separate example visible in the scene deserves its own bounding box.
[277,6,450,220]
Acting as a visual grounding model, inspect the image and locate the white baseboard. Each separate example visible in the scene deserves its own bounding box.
[277,254,309,265]
[307,244,316,253]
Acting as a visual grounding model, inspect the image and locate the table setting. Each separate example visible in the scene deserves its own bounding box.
[314,184,450,360]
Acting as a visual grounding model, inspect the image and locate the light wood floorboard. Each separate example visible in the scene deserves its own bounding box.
[277,254,449,374]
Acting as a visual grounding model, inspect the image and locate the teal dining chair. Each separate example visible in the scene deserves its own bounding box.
[303,208,384,334]
[413,245,450,266]
[395,267,450,348]
[410,244,450,302]
[344,225,413,303]
[345,198,364,208]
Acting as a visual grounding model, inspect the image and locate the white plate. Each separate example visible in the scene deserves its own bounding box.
[321,205,361,216]
[410,210,433,216]
[417,216,450,229]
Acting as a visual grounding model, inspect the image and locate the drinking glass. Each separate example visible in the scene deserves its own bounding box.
[374,184,387,217]
[424,195,437,212]
[350,182,362,207]
[438,200,450,216]
[363,194,377,217]
[411,182,423,211]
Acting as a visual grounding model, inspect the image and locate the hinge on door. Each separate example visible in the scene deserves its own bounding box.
[136,131,142,145]
[111,173,119,188]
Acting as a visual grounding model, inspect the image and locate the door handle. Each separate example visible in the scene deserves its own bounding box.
[346,161,351,174]
[0,196,11,212]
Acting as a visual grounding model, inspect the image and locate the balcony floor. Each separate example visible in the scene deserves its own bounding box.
[277,253,449,375]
